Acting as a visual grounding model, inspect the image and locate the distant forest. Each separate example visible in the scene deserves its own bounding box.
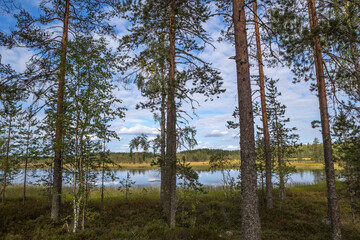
[109,138,325,164]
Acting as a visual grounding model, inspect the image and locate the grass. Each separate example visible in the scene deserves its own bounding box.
[0,183,359,239]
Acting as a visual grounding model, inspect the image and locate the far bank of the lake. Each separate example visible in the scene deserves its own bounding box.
[102,160,340,171]
[21,160,341,171]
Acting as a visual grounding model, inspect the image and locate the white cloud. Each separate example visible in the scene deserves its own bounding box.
[226,145,239,150]
[205,129,229,137]
[116,125,159,136]
[0,47,33,72]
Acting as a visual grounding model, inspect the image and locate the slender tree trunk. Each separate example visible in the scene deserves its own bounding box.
[2,115,12,203]
[23,157,28,204]
[73,91,80,233]
[78,161,83,228]
[275,110,285,200]
[51,0,70,221]
[160,79,166,204]
[253,0,273,209]
[48,163,53,203]
[82,161,89,231]
[23,122,30,204]
[101,159,105,213]
[78,134,84,229]
[307,1,342,239]
[164,0,177,228]
[101,135,106,213]
[72,155,78,233]
[232,0,261,239]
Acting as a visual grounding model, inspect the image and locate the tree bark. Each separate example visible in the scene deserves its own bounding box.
[232,0,261,239]
[307,1,342,239]
[2,115,12,203]
[51,0,70,221]
[253,0,273,209]
[164,0,177,228]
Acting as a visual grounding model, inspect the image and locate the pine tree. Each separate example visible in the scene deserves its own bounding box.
[267,0,342,238]
[252,0,273,210]
[10,0,121,221]
[333,110,360,223]
[266,78,299,200]
[232,0,261,238]
[119,0,224,227]
[17,106,41,204]
[0,89,22,203]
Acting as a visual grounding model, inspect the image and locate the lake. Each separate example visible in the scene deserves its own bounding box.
[8,168,328,187]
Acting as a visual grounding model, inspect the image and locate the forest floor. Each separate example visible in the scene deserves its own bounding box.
[1,183,359,240]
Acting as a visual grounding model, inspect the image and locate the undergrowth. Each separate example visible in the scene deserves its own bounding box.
[0,183,359,240]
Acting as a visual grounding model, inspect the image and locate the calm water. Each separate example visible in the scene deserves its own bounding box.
[8,168,326,187]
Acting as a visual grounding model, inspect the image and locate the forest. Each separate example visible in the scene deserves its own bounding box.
[109,141,324,164]
[0,0,359,239]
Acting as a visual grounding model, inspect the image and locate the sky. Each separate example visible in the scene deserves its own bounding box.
[0,1,323,152]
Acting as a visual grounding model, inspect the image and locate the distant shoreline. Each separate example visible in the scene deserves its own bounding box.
[19,160,341,171]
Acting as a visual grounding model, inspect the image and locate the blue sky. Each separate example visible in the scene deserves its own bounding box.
[0,1,323,152]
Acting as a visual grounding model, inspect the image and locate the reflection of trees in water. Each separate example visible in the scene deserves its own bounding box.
[11,168,330,186]
[312,170,324,183]
[127,169,149,175]
[300,170,304,178]
[297,169,324,184]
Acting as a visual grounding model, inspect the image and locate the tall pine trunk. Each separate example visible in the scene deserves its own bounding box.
[232,0,261,239]
[253,0,273,209]
[51,0,70,221]
[2,115,12,203]
[307,1,342,239]
[164,0,177,228]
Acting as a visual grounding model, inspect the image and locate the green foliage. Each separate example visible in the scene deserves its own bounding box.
[332,110,360,219]
[179,149,240,163]
[129,134,150,163]
[310,138,324,162]
[0,89,24,195]
[177,156,204,227]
